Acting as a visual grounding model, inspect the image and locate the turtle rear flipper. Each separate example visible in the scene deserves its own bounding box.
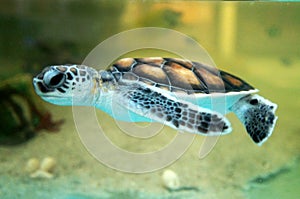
[120,85,232,135]
[231,94,278,145]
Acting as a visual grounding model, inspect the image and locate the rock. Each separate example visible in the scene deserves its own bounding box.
[161,169,180,190]
[25,158,40,173]
[40,157,56,173]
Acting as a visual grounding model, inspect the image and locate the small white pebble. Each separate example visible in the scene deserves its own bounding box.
[25,158,40,173]
[30,170,53,179]
[40,157,56,173]
[162,169,180,190]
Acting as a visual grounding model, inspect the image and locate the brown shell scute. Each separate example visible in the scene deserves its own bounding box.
[136,57,165,66]
[193,67,224,92]
[133,64,169,85]
[166,58,194,69]
[109,57,255,94]
[163,62,206,91]
[220,71,254,92]
[113,58,136,72]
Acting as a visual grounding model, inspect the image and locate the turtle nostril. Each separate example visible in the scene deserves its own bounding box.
[37,72,44,80]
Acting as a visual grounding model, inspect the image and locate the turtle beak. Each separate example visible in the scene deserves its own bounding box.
[33,66,58,94]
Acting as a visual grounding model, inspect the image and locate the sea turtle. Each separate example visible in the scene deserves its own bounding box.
[32,57,278,145]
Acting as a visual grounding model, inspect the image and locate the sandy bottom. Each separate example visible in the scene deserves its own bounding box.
[0,57,299,199]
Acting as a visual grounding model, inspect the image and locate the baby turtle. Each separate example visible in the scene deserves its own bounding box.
[33,57,278,145]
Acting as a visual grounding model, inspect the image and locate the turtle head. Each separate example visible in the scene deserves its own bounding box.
[33,65,99,106]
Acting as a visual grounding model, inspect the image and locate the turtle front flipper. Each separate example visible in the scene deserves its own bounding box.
[119,85,232,136]
[230,94,278,146]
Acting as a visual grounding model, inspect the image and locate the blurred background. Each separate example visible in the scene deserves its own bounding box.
[0,1,299,199]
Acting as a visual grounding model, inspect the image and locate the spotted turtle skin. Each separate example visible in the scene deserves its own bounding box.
[123,86,230,134]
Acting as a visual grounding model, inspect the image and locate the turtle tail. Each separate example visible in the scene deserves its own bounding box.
[231,94,278,145]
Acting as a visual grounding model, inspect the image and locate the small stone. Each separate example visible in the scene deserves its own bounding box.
[40,157,56,173]
[30,170,53,179]
[25,158,40,173]
[161,169,180,190]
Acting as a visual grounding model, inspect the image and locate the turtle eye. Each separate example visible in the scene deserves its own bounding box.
[44,70,66,88]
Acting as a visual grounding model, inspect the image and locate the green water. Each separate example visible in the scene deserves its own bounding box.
[0,1,299,199]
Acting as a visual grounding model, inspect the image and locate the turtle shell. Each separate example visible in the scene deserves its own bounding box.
[108,57,254,94]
